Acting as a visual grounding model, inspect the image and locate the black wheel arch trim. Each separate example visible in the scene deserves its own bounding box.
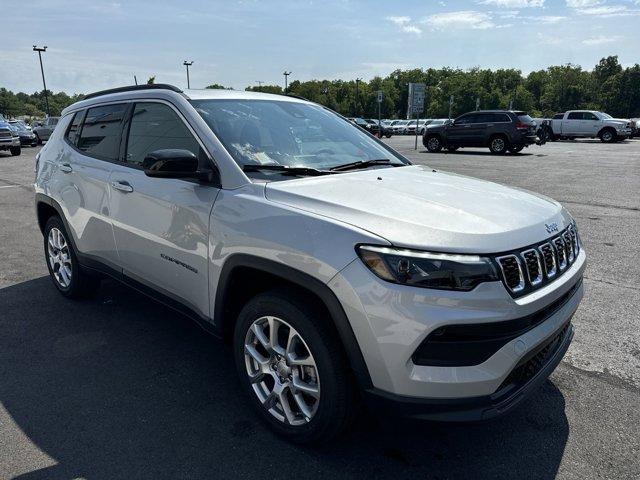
[214,254,373,389]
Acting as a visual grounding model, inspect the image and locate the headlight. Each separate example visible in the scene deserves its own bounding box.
[357,245,499,291]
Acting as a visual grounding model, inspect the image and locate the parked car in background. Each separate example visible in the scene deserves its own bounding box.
[405,120,430,135]
[32,116,60,144]
[629,118,639,138]
[547,110,633,142]
[426,119,450,129]
[9,120,38,146]
[423,110,538,154]
[391,120,410,134]
[0,121,21,156]
[365,119,393,138]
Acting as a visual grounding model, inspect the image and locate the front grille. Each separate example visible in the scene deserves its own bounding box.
[0,129,11,138]
[495,224,581,298]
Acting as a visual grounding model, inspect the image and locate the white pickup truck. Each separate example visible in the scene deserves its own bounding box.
[547,110,633,142]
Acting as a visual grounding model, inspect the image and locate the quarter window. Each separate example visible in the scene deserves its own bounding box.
[65,111,84,146]
[77,104,127,160]
[125,102,202,167]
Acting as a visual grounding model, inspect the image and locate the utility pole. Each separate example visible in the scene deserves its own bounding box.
[283,71,291,94]
[32,45,50,117]
[256,81,264,87]
[448,95,454,119]
[183,61,193,89]
[355,78,362,117]
[476,97,480,111]
[134,75,138,86]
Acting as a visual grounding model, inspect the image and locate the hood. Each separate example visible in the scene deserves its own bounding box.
[265,165,571,254]
[606,118,630,124]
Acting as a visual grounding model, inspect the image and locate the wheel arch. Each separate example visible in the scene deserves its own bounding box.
[598,126,616,138]
[214,254,373,389]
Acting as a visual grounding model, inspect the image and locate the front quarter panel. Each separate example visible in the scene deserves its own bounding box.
[208,183,389,322]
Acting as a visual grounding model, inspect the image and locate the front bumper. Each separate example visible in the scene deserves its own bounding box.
[363,320,573,421]
[0,137,20,149]
[329,248,585,402]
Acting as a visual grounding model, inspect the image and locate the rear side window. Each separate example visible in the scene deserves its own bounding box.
[583,112,599,120]
[77,104,127,160]
[65,111,84,145]
[125,102,202,167]
[567,112,583,120]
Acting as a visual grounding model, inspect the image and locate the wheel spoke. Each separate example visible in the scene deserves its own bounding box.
[292,391,313,420]
[268,317,285,355]
[292,375,320,399]
[245,343,269,367]
[279,388,297,425]
[251,322,270,351]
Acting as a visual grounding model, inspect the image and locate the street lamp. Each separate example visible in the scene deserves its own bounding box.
[355,78,362,117]
[283,71,291,94]
[183,61,194,89]
[32,45,50,117]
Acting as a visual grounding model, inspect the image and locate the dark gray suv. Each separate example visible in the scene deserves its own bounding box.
[423,110,538,154]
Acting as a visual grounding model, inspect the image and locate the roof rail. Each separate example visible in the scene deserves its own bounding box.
[82,84,183,100]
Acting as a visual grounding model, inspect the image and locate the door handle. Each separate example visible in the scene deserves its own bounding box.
[59,163,73,173]
[110,180,134,193]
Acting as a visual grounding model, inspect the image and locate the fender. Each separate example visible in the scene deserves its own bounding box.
[214,254,373,389]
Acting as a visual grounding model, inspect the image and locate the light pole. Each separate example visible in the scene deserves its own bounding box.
[355,78,362,117]
[183,61,193,89]
[32,45,50,117]
[283,71,291,94]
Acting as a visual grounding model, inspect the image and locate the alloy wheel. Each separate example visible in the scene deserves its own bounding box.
[47,227,72,288]
[427,137,440,151]
[244,316,320,426]
[491,138,505,152]
[602,131,613,142]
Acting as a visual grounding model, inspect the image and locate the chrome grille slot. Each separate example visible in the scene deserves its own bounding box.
[538,243,557,278]
[496,255,525,293]
[521,249,543,286]
[553,237,567,271]
[562,231,574,262]
[568,225,579,255]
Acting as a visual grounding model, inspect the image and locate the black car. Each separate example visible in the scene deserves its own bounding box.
[423,110,538,154]
[349,117,392,138]
[9,120,38,146]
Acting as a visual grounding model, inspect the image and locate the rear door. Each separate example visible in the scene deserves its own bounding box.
[108,101,220,318]
[54,105,125,268]
[562,112,583,135]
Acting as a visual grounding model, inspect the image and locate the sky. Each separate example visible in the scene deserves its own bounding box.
[2,0,640,94]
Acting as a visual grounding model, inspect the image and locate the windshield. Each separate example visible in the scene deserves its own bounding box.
[601,112,612,119]
[190,99,406,173]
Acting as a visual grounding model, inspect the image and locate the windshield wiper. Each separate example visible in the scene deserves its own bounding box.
[329,159,402,172]
[242,164,334,176]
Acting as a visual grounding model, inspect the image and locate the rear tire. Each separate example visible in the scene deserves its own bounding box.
[509,145,524,154]
[43,216,101,298]
[10,146,21,156]
[233,290,357,444]
[425,135,443,153]
[489,135,508,154]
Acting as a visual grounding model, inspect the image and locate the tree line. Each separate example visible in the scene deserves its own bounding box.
[1,56,638,120]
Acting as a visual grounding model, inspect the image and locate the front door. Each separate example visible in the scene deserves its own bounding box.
[108,101,220,318]
[447,114,477,146]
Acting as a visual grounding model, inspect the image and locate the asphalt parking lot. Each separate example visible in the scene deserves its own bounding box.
[1,138,639,479]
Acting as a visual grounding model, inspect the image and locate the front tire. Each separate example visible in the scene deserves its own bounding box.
[599,128,616,143]
[489,135,508,154]
[425,135,443,153]
[10,146,21,156]
[43,216,101,298]
[233,291,357,444]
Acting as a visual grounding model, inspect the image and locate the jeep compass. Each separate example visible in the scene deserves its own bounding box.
[35,85,585,443]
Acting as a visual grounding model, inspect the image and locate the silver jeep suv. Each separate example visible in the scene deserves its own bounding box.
[34,85,585,443]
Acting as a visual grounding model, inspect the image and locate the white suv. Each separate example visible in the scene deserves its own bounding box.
[34,85,585,443]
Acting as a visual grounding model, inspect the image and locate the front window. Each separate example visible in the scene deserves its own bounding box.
[190,99,406,173]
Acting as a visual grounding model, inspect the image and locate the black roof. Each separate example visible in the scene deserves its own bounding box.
[82,84,183,100]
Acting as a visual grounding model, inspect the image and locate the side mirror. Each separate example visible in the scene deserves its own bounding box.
[143,149,216,182]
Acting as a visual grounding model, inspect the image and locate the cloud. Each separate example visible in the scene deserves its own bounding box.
[386,15,422,34]
[565,0,601,7]
[423,11,495,30]
[536,15,566,23]
[479,0,544,6]
[576,5,639,16]
[582,34,623,45]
